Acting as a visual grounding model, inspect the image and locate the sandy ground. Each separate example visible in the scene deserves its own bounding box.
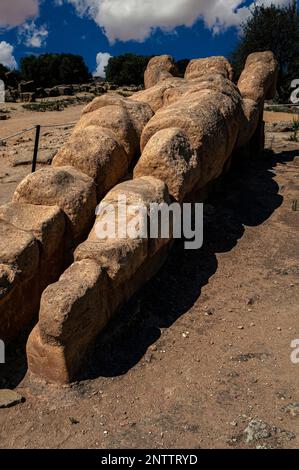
[264,110,298,123]
[0,107,298,449]
[0,103,85,205]
[0,102,85,137]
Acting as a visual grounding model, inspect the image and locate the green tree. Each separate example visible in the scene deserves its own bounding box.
[0,64,21,87]
[105,53,152,86]
[0,63,8,81]
[230,1,299,102]
[20,53,90,88]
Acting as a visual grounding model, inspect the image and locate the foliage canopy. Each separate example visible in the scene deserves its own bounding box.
[230,1,299,101]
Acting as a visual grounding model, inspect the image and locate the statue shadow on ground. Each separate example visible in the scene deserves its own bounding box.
[1,149,297,388]
[78,148,297,381]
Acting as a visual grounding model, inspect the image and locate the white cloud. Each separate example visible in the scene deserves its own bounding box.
[0,0,39,29]
[93,52,112,77]
[0,41,17,69]
[63,0,291,43]
[18,22,49,48]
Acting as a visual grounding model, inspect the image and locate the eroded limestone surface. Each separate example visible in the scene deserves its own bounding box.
[0,52,278,382]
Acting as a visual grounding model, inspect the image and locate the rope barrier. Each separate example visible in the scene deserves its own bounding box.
[266,103,299,108]
[0,121,76,144]
[0,126,35,144]
[40,122,76,129]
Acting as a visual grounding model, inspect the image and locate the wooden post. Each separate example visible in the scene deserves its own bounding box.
[31,125,41,173]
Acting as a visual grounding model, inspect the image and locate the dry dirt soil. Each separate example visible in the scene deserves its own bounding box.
[0,105,298,449]
[0,102,85,206]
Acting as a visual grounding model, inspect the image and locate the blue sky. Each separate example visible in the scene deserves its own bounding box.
[0,0,294,76]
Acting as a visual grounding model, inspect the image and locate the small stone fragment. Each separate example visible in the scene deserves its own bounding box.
[282,403,299,417]
[0,389,24,408]
[244,419,271,443]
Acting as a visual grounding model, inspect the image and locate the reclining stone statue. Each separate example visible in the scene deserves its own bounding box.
[0,51,277,383]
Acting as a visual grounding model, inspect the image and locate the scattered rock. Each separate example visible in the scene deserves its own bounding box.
[232,352,271,363]
[266,122,293,133]
[244,419,271,443]
[244,419,295,445]
[205,308,215,316]
[12,152,33,167]
[256,444,272,449]
[12,150,57,167]
[38,151,57,165]
[0,389,24,408]
[282,403,299,417]
[144,352,153,364]
[245,297,255,306]
[69,417,80,424]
